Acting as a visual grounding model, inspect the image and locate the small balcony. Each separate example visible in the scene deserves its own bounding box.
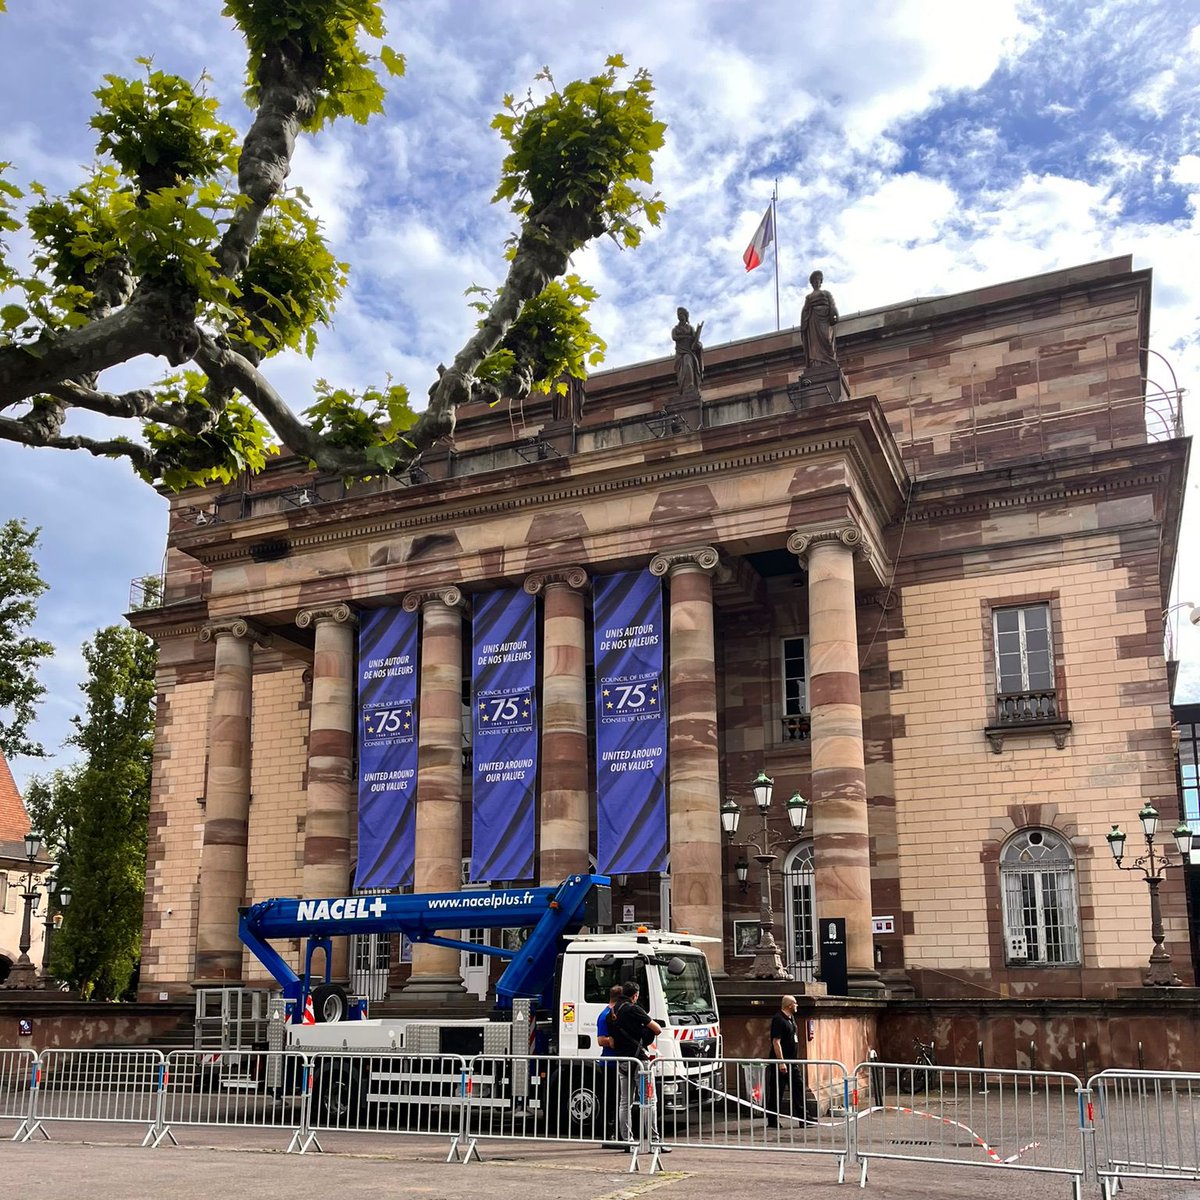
[995,690,1059,724]
[781,714,811,743]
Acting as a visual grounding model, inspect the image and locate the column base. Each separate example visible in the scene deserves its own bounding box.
[395,974,468,1008]
[846,967,888,997]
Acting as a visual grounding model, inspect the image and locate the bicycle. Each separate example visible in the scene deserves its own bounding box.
[896,1037,937,1095]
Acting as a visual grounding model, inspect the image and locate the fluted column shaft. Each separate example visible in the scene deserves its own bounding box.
[800,533,880,991]
[298,603,356,981]
[653,549,724,972]
[195,620,268,983]
[528,570,590,884]
[404,589,466,996]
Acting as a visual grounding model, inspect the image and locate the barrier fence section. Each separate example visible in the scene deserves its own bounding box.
[22,1048,166,1147]
[306,1051,471,1160]
[159,1049,311,1152]
[1089,1069,1200,1199]
[852,1062,1087,1198]
[0,1049,37,1141]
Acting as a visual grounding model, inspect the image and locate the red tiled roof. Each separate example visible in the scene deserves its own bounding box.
[0,753,30,843]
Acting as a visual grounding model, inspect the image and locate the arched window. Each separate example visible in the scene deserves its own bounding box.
[782,842,817,983]
[1000,829,1080,965]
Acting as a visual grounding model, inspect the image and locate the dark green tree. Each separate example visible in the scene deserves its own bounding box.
[25,624,156,1000]
[0,2,665,487]
[0,518,54,759]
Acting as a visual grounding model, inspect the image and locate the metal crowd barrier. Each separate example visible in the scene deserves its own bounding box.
[1089,1069,1200,1199]
[0,1050,37,1141]
[852,1061,1087,1198]
[305,1051,470,1159]
[20,1048,165,1146]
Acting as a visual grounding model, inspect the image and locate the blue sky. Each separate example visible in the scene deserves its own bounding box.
[1,0,1198,789]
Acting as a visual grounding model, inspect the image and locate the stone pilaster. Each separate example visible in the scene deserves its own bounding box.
[525,568,590,885]
[401,586,467,998]
[194,618,271,983]
[650,547,724,971]
[296,602,357,981]
[788,525,883,994]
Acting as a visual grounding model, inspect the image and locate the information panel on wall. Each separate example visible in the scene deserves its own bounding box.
[593,570,668,874]
[470,588,539,882]
[355,607,419,889]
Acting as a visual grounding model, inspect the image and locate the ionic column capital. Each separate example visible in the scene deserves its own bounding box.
[296,602,357,630]
[199,618,272,649]
[649,546,720,577]
[524,566,589,595]
[787,523,872,567]
[402,585,465,613]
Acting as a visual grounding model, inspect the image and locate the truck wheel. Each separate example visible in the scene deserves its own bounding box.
[313,1059,364,1126]
[311,983,349,1023]
[553,1067,601,1138]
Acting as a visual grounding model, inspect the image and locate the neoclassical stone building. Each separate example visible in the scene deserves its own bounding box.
[132,255,1190,1004]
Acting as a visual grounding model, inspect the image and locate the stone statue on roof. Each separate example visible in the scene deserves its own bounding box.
[800,270,839,366]
[672,306,704,399]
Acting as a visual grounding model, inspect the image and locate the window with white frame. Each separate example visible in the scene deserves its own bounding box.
[1000,829,1079,965]
[0,873,7,912]
[781,636,809,741]
[992,603,1057,722]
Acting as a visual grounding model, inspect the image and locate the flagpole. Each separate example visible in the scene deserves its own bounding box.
[772,179,781,331]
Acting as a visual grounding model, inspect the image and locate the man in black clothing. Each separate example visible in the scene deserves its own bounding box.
[765,993,806,1129]
[611,980,669,1150]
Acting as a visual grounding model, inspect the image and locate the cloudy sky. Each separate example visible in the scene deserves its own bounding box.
[1,0,1198,789]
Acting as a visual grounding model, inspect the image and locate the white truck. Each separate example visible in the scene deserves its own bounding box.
[238,874,721,1131]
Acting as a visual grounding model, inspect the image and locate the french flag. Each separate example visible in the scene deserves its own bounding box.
[743,204,774,272]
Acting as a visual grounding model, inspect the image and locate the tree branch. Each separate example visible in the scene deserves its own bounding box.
[47,380,200,429]
[0,414,157,471]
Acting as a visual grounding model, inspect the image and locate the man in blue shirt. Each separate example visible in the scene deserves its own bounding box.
[597,984,623,1147]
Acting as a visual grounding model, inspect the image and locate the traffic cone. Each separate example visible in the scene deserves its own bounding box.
[302,995,316,1025]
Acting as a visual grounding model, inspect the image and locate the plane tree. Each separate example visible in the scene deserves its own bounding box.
[0,1,665,489]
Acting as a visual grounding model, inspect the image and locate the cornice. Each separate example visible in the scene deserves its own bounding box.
[174,405,906,568]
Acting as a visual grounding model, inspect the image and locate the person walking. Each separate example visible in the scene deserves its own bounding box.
[765,993,804,1129]
[611,980,669,1151]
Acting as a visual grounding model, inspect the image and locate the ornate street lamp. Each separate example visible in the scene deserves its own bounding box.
[724,772,809,980]
[2,831,43,990]
[1106,806,1193,986]
[40,876,71,987]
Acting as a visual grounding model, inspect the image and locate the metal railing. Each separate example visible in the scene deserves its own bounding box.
[1090,1069,1200,1199]
[853,1061,1087,1197]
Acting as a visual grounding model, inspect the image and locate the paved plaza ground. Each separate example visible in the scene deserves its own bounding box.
[6,1130,1200,1200]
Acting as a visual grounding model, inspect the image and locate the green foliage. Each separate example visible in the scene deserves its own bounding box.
[91,66,237,192]
[0,161,20,288]
[492,55,666,249]
[474,275,606,396]
[223,0,404,128]
[230,194,348,357]
[141,373,280,488]
[25,625,157,1001]
[303,377,416,470]
[0,520,54,760]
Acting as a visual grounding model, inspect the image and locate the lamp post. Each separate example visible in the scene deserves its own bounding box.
[721,771,809,980]
[40,877,71,987]
[4,831,43,990]
[1106,805,1193,987]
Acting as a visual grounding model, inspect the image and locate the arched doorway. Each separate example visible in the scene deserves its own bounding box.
[781,842,817,983]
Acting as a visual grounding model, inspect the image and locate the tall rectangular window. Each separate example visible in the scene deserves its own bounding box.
[993,603,1057,723]
[781,636,809,742]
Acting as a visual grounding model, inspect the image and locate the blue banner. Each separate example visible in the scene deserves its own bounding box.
[355,607,419,889]
[471,589,538,881]
[593,571,668,874]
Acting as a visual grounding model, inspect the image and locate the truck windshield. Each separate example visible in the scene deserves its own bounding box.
[657,956,716,1020]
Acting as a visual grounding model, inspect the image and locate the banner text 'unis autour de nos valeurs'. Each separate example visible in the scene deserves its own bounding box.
[355,607,419,889]
[471,588,538,881]
[594,570,668,874]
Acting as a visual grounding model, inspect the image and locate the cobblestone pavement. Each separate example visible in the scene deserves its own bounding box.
[7,1130,1200,1200]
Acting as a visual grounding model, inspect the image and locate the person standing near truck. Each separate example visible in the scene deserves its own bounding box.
[611,980,669,1151]
[596,983,624,1146]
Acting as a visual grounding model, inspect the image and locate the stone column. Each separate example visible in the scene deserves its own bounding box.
[788,525,883,994]
[526,568,590,885]
[296,602,357,982]
[401,586,467,998]
[195,618,271,983]
[650,547,724,972]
